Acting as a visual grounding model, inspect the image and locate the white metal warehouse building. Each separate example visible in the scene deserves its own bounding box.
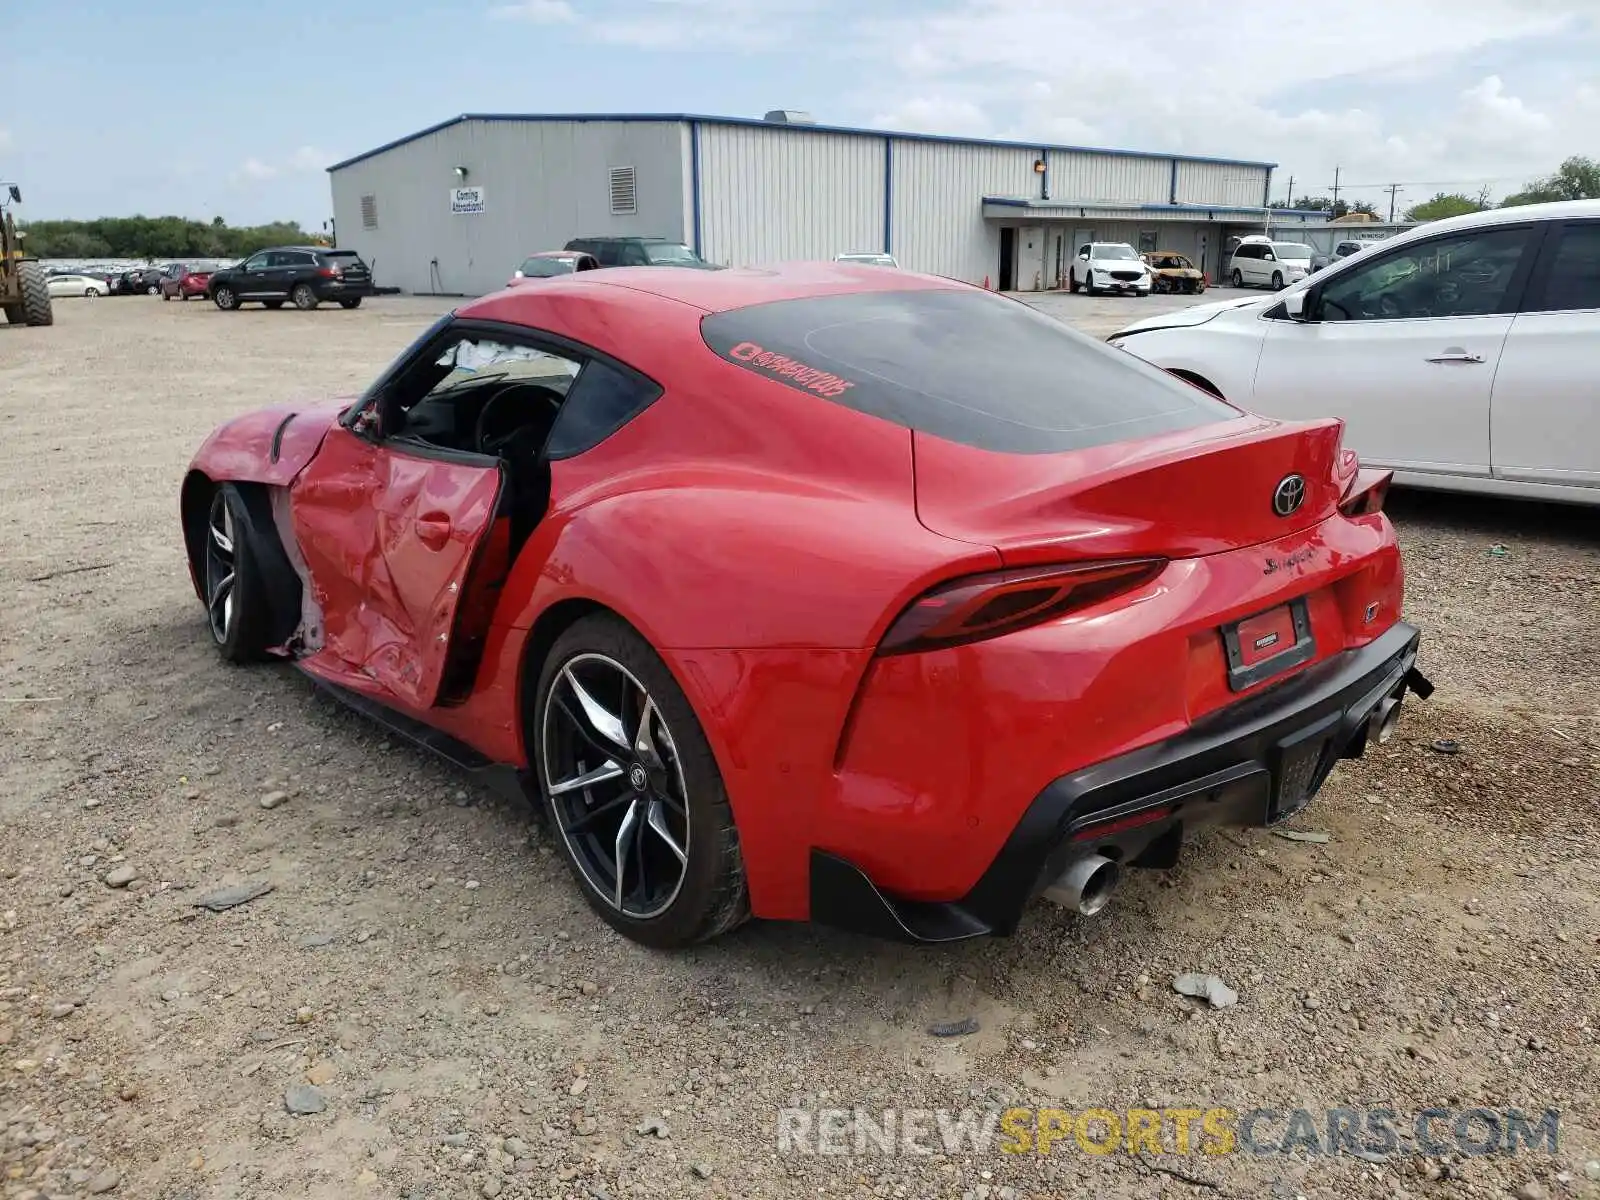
[327,112,1327,297]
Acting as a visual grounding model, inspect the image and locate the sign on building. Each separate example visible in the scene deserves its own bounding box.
[450,186,486,215]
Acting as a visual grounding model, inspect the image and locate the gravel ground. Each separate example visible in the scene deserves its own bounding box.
[2,294,1597,1200]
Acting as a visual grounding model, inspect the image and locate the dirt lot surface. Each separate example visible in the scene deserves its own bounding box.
[2,295,1597,1200]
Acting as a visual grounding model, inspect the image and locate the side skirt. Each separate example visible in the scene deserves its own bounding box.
[296,666,534,806]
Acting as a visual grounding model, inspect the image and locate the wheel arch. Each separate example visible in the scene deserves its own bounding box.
[1165,368,1225,399]
[181,474,304,648]
[514,597,611,747]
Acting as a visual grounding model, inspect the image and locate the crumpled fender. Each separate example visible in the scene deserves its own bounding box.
[187,399,353,487]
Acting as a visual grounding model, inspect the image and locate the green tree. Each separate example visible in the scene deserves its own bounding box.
[1502,156,1600,206]
[1281,196,1377,219]
[1405,191,1488,222]
[18,215,318,259]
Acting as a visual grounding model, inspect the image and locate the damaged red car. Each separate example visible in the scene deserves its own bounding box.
[180,263,1430,948]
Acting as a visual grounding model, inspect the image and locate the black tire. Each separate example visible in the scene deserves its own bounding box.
[145,283,160,295]
[1068,270,1080,294]
[291,284,319,310]
[1230,269,1244,288]
[198,484,271,664]
[534,613,748,948]
[1271,271,1284,290]
[263,300,284,310]
[338,297,361,309]
[162,291,171,301]
[9,261,54,326]
[213,286,239,311]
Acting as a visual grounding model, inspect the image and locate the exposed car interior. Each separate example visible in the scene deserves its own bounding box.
[379,334,581,546]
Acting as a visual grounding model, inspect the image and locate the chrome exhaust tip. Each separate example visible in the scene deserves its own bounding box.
[1042,854,1121,917]
[1373,695,1403,745]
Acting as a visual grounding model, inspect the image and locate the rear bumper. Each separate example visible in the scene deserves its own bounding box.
[809,621,1428,943]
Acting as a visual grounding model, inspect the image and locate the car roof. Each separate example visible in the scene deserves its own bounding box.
[570,236,682,244]
[526,250,585,259]
[459,260,963,318]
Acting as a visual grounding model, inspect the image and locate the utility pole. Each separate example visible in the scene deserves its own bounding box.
[1384,183,1402,223]
[1330,166,1342,216]
[1284,175,1295,207]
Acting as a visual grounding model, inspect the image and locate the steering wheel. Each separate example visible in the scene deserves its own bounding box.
[473,382,565,457]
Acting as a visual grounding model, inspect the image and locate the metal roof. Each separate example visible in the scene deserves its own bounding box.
[326,112,1278,174]
[982,197,1327,218]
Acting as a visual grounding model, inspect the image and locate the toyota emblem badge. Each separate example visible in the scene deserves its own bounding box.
[1272,474,1306,517]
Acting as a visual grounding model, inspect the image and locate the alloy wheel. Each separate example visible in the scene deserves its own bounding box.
[204,492,236,645]
[542,653,691,919]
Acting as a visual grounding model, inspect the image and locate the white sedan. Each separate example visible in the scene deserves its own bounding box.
[1107,200,1600,506]
[47,273,109,298]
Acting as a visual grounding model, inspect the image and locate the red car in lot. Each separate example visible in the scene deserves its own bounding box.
[161,263,217,301]
[179,263,1429,948]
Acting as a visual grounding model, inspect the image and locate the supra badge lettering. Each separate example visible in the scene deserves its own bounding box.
[1253,632,1280,651]
[1263,547,1314,576]
[725,340,856,398]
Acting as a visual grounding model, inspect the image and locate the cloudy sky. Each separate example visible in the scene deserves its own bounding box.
[8,0,1597,226]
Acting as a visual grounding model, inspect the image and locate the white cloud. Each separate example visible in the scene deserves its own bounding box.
[489,0,576,20]
[235,158,278,182]
[288,145,330,172]
[845,0,1595,206]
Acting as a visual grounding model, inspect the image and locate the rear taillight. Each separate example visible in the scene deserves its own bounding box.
[318,266,340,278]
[877,559,1166,656]
[1339,467,1392,517]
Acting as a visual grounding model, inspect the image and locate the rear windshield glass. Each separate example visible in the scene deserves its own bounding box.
[1271,243,1313,258]
[520,257,576,277]
[700,289,1237,455]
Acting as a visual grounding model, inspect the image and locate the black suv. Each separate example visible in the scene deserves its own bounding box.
[208,246,374,311]
[562,237,720,269]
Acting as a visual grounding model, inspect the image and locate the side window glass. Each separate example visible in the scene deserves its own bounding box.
[1318,227,1531,322]
[594,244,620,265]
[620,244,649,266]
[244,254,269,271]
[545,358,664,459]
[1530,223,1600,312]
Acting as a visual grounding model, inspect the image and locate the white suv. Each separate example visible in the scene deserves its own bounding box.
[1107,200,1600,506]
[1227,237,1314,289]
[1068,242,1152,296]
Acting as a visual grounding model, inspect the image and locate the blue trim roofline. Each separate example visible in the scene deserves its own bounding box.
[326,112,1278,174]
[982,196,1328,218]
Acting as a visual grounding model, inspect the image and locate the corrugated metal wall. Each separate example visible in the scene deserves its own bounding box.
[329,119,688,296]
[890,140,1038,284]
[1174,160,1268,208]
[1048,151,1170,204]
[695,124,885,266]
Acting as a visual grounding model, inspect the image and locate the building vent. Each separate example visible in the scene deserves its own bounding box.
[359,194,378,230]
[763,109,816,125]
[609,166,637,215]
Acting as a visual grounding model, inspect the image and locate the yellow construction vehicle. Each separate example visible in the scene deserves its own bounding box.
[1,184,53,326]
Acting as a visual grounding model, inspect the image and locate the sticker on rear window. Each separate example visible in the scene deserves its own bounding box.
[718,340,856,399]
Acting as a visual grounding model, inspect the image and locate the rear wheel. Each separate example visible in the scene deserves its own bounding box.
[1271,271,1284,290]
[200,485,270,663]
[162,291,171,301]
[213,286,238,311]
[534,614,748,948]
[145,283,160,295]
[7,261,54,326]
[338,297,361,309]
[291,284,319,310]
[1068,270,1080,294]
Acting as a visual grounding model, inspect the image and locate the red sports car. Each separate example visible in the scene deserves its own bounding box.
[180,263,1430,948]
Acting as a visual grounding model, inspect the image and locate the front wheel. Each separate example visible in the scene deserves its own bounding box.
[1068,271,1080,294]
[291,284,319,310]
[338,297,362,309]
[1230,269,1244,288]
[199,485,270,663]
[1271,271,1284,290]
[145,284,160,295]
[213,286,239,311]
[534,614,748,948]
[162,291,171,302]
